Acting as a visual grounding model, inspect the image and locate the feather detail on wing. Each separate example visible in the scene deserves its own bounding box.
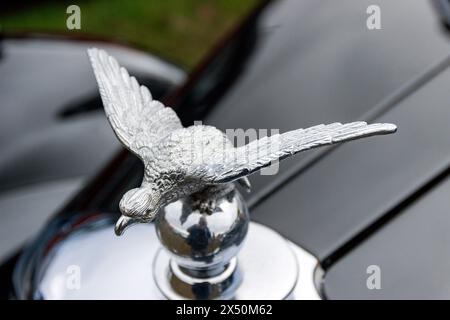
[87,48,182,160]
[209,121,397,183]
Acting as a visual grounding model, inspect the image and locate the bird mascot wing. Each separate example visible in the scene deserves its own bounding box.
[88,48,182,161]
[210,122,397,183]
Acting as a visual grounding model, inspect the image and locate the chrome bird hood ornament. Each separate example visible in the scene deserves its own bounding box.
[88,48,397,237]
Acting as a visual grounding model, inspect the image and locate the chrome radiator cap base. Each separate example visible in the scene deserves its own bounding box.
[154,222,299,300]
[13,213,321,300]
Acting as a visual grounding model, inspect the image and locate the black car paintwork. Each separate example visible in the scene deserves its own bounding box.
[325,161,450,298]
[3,0,450,299]
[252,57,450,262]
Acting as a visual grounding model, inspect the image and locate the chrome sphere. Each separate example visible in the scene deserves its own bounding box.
[155,189,249,273]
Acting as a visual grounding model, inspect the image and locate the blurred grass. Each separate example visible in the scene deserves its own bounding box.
[0,0,258,69]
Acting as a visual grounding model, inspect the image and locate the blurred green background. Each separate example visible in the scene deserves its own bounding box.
[0,0,258,69]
